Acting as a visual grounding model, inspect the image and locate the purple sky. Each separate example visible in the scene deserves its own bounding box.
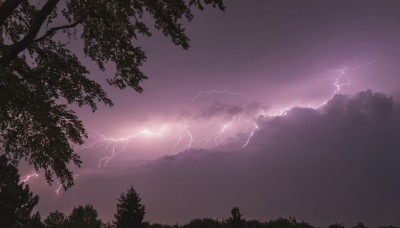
[20,0,400,226]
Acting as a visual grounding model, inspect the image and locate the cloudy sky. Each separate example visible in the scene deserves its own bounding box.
[21,0,400,226]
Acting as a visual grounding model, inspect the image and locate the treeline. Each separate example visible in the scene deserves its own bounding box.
[1,155,398,228]
[4,203,400,228]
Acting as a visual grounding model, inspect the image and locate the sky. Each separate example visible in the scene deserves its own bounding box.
[19,0,400,226]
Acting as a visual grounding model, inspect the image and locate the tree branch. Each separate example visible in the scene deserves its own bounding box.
[0,0,24,26]
[0,0,60,67]
[33,20,82,44]
[1,19,84,51]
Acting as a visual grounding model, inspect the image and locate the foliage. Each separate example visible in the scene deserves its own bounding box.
[0,0,225,189]
[67,204,102,228]
[44,210,67,228]
[226,207,245,228]
[0,179,394,228]
[27,212,46,228]
[264,217,313,228]
[352,223,368,228]
[0,194,397,228]
[114,186,146,228]
[0,155,39,227]
[244,219,265,228]
[184,218,221,228]
[147,224,174,228]
[329,222,345,228]
[101,221,117,228]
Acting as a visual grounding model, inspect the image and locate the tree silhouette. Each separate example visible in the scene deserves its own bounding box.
[244,219,265,228]
[102,221,117,228]
[27,212,46,228]
[0,0,225,189]
[44,210,67,228]
[329,222,345,228]
[264,217,312,228]
[0,155,39,227]
[226,207,245,228]
[184,218,221,228]
[67,204,102,228]
[352,223,368,228]
[114,186,145,228]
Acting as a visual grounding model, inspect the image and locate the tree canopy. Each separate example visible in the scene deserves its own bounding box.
[0,155,39,227]
[27,212,46,228]
[44,210,67,228]
[0,0,225,189]
[226,207,245,228]
[67,204,102,228]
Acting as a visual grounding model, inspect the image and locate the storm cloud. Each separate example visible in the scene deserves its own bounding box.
[34,91,400,226]
[201,102,244,119]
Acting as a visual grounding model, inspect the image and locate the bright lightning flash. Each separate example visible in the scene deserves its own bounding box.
[56,175,79,195]
[19,173,39,184]
[93,126,168,167]
[259,65,352,117]
[243,122,259,148]
[79,61,375,168]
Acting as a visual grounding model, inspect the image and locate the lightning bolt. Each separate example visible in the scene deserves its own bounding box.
[261,65,353,117]
[171,120,193,153]
[81,123,194,167]
[81,89,259,165]
[186,89,252,102]
[214,118,234,145]
[19,173,39,184]
[83,67,354,161]
[95,128,166,167]
[56,175,79,195]
[98,145,127,168]
[55,184,63,195]
[201,115,246,147]
[76,61,376,168]
[327,66,351,99]
[243,122,259,147]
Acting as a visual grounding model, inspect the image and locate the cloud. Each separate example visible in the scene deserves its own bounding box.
[201,102,244,119]
[35,91,400,226]
[178,109,192,118]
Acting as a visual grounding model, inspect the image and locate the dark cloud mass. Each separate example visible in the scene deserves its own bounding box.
[201,102,244,119]
[147,91,400,226]
[35,91,400,226]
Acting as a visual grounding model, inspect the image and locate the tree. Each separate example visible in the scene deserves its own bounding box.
[114,186,145,228]
[226,207,245,228]
[184,218,221,228]
[265,217,313,228]
[352,223,368,228]
[0,0,225,189]
[244,219,264,228]
[44,210,67,228]
[102,221,116,228]
[0,155,39,227]
[329,222,345,228]
[27,212,46,228]
[67,204,102,228]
